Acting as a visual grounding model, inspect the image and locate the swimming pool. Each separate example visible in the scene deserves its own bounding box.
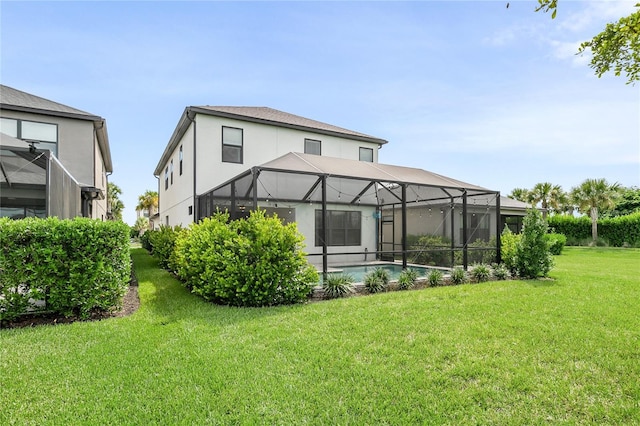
[321,263,436,283]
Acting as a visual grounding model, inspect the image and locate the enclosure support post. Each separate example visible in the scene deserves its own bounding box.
[496,192,502,264]
[321,175,328,280]
[462,191,468,270]
[401,184,407,268]
[230,181,236,219]
[450,198,455,268]
[252,168,258,212]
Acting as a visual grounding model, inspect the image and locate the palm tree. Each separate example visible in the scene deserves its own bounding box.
[527,182,563,218]
[508,188,530,203]
[107,182,124,221]
[136,190,158,216]
[570,178,621,241]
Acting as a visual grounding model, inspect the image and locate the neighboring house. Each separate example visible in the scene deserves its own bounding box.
[154,106,507,272]
[136,205,159,230]
[0,85,113,220]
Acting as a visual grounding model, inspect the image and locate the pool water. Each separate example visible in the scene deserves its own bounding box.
[321,263,434,283]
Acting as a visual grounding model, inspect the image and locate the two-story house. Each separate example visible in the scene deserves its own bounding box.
[153,106,388,227]
[0,85,113,220]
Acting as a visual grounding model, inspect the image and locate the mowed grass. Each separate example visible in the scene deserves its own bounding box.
[1,247,639,424]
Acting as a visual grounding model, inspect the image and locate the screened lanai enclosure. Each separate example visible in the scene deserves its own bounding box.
[0,146,81,219]
[197,153,501,276]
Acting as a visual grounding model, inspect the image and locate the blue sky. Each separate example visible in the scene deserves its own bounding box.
[2,0,638,225]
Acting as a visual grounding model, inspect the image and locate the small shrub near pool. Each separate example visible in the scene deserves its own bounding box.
[323,274,355,299]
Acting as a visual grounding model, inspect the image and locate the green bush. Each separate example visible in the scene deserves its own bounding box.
[140,230,154,251]
[501,226,521,274]
[492,263,509,280]
[397,268,419,290]
[516,209,554,279]
[148,225,182,269]
[454,237,497,266]
[450,267,469,285]
[0,217,130,322]
[364,268,390,293]
[470,263,491,283]
[408,234,452,267]
[548,212,640,247]
[426,269,444,287]
[323,274,355,299]
[172,210,318,307]
[545,233,567,255]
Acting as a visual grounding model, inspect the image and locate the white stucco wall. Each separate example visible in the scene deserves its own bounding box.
[159,125,195,227]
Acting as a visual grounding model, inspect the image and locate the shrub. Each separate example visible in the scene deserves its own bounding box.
[516,209,554,279]
[172,210,318,307]
[364,268,390,293]
[397,268,419,290]
[140,230,154,251]
[426,269,444,287]
[450,267,469,285]
[148,225,182,269]
[0,217,130,321]
[454,237,498,266]
[408,234,452,267]
[545,233,567,255]
[492,263,509,280]
[501,226,521,275]
[323,274,355,299]
[470,263,491,283]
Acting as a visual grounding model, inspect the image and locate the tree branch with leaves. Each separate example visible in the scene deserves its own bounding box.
[536,0,640,84]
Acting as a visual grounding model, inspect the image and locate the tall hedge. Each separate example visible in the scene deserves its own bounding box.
[0,217,131,322]
[548,212,640,246]
[172,210,318,307]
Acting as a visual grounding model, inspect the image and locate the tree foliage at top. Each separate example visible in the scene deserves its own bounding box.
[137,190,158,215]
[536,0,640,84]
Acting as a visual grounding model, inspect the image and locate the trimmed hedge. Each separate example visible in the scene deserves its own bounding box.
[0,217,131,322]
[548,212,640,247]
[172,210,318,307]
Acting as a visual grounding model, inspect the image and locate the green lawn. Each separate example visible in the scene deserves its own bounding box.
[1,247,639,424]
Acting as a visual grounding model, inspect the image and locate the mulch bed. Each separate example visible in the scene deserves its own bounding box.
[1,285,140,329]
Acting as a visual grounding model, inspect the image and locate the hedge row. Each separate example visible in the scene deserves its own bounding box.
[0,217,131,322]
[548,212,640,247]
[144,210,318,307]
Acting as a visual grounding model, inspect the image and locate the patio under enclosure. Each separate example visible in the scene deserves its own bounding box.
[197,153,502,277]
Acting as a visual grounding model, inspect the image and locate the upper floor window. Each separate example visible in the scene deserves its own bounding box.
[164,167,169,190]
[304,139,321,156]
[170,159,174,185]
[359,147,373,162]
[222,126,243,164]
[179,145,183,175]
[1,117,58,156]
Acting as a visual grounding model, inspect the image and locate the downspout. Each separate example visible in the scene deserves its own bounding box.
[186,109,197,222]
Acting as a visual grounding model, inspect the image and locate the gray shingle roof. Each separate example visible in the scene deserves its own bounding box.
[194,106,388,144]
[0,84,98,119]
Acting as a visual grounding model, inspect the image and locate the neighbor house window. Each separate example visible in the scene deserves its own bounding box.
[179,145,183,175]
[359,147,373,162]
[164,167,169,190]
[222,126,243,163]
[315,210,361,246]
[170,159,174,185]
[1,118,58,156]
[304,139,321,155]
